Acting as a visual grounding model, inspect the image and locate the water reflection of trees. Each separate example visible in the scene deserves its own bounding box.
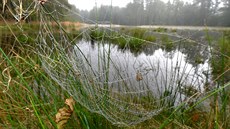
[179,41,210,67]
[139,39,210,67]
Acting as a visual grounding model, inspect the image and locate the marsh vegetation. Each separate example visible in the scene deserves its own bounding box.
[0,0,230,129]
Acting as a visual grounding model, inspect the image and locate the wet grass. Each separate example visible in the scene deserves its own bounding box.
[0,29,117,128]
[0,23,230,128]
[211,30,230,84]
[153,27,168,33]
[88,27,158,52]
[160,35,174,52]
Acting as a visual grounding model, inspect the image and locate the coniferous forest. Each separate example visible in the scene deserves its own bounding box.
[78,0,230,26]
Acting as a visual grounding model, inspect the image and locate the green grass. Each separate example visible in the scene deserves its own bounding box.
[161,35,174,51]
[144,35,157,42]
[0,37,116,128]
[0,23,230,129]
[87,27,158,53]
[0,23,120,128]
[128,38,144,52]
[211,30,230,83]
[154,27,168,33]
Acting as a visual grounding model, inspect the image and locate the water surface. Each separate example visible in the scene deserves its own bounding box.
[75,39,212,103]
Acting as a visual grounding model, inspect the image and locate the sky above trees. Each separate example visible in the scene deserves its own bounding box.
[68,0,191,11]
[68,0,132,11]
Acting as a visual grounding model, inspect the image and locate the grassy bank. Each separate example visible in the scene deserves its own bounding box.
[0,24,117,128]
[0,23,230,128]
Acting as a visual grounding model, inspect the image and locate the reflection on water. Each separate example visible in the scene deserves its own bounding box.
[75,40,212,101]
[0,29,219,106]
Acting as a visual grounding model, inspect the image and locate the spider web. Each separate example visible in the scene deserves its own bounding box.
[2,0,229,127]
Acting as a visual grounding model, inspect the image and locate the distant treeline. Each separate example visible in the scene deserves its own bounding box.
[78,0,230,26]
[1,0,229,27]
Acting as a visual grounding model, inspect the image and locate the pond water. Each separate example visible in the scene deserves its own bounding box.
[74,39,213,104]
[1,27,225,108]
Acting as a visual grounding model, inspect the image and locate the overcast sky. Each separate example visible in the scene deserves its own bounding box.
[68,0,190,11]
[68,0,131,11]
